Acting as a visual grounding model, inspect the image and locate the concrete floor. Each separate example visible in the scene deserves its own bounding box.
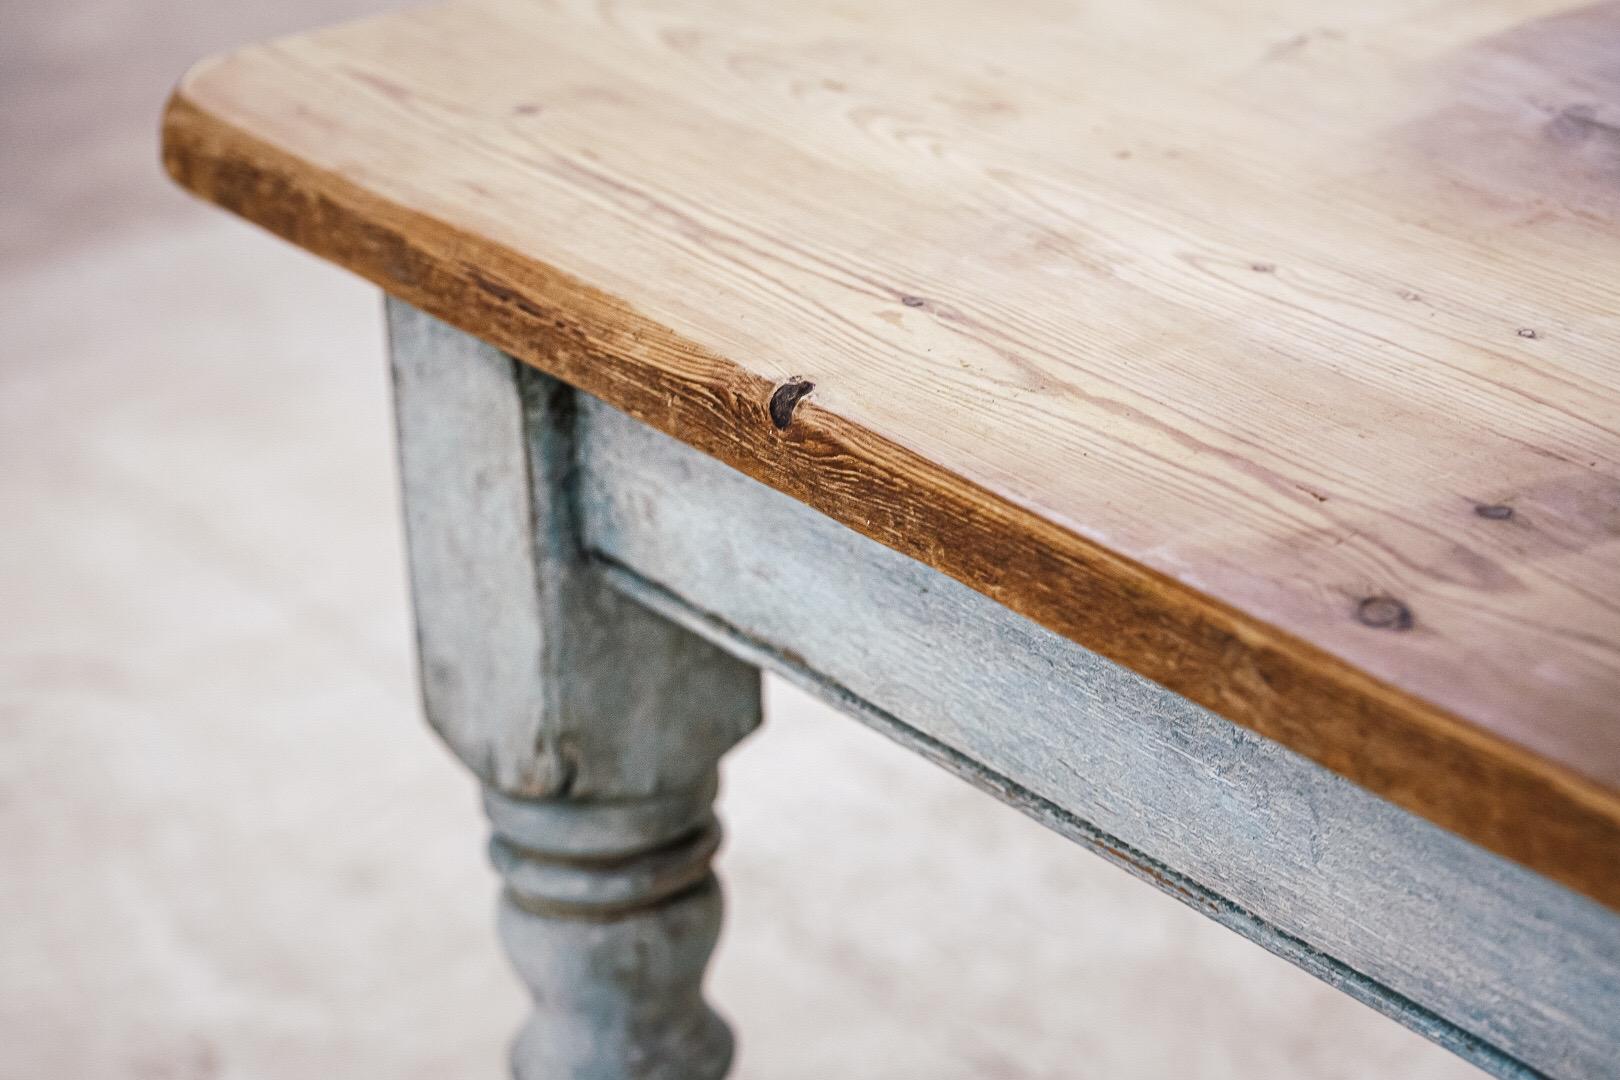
[0,4,1485,1077]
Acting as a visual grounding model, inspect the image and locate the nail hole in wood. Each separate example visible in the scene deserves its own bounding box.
[769,379,815,429]
[1475,503,1514,521]
[901,294,926,308]
[1517,327,1538,339]
[1356,595,1413,631]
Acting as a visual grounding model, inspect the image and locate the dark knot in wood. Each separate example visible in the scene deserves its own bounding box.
[768,379,815,429]
[1356,595,1413,631]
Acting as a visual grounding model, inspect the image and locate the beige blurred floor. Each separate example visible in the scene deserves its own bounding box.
[0,4,1485,1078]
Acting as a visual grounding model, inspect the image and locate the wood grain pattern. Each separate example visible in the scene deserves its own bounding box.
[162,0,1620,907]
[578,390,1620,1079]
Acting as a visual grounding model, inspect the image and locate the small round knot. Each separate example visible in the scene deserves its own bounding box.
[1356,595,1413,631]
[1474,503,1514,521]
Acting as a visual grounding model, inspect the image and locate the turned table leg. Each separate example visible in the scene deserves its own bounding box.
[386,299,762,1079]
[488,785,732,1078]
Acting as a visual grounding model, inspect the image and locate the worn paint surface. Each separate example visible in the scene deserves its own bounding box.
[388,300,759,1078]
[577,392,1620,1080]
[490,786,734,1080]
[387,299,760,798]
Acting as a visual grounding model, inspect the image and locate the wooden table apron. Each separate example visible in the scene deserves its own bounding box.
[387,299,1620,1080]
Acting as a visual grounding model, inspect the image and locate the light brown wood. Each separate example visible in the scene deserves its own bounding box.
[163,0,1620,908]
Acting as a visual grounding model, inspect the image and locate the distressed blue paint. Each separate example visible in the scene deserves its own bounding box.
[387,301,760,1080]
[576,391,1620,1080]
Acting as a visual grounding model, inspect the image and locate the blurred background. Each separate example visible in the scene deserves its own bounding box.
[1,3,1485,1077]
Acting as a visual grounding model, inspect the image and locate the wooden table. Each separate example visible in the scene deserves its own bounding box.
[163,1,1620,1075]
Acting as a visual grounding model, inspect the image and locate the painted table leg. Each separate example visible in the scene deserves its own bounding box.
[488,785,732,1078]
[386,299,762,1079]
